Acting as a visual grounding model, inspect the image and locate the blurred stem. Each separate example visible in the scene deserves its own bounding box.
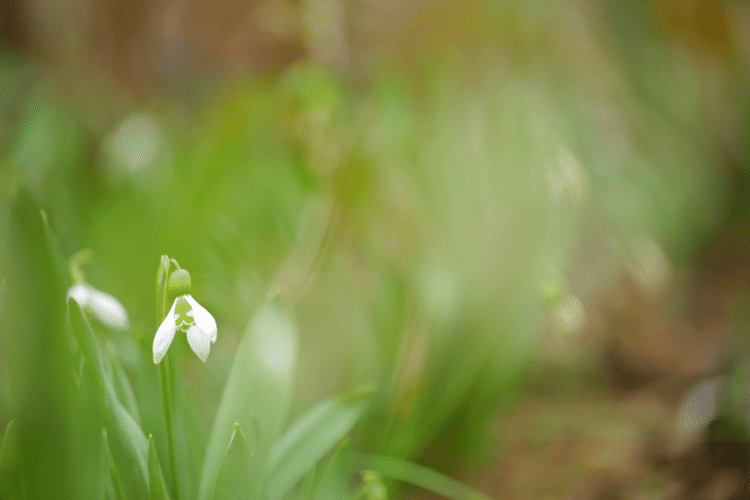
[158,358,177,499]
[69,249,93,284]
[157,256,179,500]
[346,484,368,500]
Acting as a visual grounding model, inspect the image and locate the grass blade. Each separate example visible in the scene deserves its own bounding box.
[213,423,254,500]
[356,454,494,500]
[68,283,149,499]
[148,435,171,500]
[39,209,69,288]
[304,439,349,500]
[67,297,105,382]
[199,293,299,500]
[75,362,106,500]
[108,344,141,426]
[105,382,150,500]
[265,385,376,500]
[0,420,16,472]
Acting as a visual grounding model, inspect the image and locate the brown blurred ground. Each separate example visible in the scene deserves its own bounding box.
[0,0,744,93]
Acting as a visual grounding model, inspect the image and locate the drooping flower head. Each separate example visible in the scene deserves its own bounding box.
[153,268,217,364]
[68,283,130,331]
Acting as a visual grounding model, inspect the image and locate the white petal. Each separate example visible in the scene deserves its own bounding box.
[68,283,130,331]
[153,300,178,364]
[186,324,211,362]
[185,295,217,344]
[67,283,91,307]
[89,289,130,330]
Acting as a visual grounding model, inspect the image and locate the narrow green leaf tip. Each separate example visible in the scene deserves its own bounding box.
[213,422,254,500]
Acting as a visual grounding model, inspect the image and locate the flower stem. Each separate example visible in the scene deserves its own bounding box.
[157,256,179,499]
[158,357,178,499]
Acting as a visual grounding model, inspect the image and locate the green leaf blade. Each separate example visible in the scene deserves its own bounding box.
[148,435,171,500]
[68,293,149,499]
[74,362,107,500]
[0,420,17,472]
[303,439,349,500]
[0,420,20,500]
[109,347,141,426]
[357,454,495,500]
[199,294,299,500]
[105,383,150,500]
[39,209,69,288]
[265,386,376,500]
[68,297,105,381]
[213,423,254,500]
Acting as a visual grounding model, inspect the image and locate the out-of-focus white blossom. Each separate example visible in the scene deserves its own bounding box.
[108,112,163,174]
[545,148,589,205]
[676,377,723,439]
[552,294,585,335]
[628,237,670,293]
[67,283,130,331]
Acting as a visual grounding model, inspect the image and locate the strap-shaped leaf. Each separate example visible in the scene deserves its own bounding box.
[0,420,16,472]
[0,420,20,500]
[104,382,149,500]
[199,294,299,500]
[356,454,495,500]
[264,386,376,500]
[68,285,149,499]
[213,423,255,500]
[40,209,69,288]
[303,439,349,500]
[68,283,149,499]
[74,362,106,500]
[103,429,130,500]
[148,435,171,500]
[68,297,105,382]
[109,345,141,426]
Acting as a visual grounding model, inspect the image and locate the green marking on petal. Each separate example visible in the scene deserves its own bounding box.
[174,296,196,331]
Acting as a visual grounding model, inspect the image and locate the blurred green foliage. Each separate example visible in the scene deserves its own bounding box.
[1,0,749,498]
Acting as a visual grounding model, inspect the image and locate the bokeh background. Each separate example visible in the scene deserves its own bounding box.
[2,0,750,498]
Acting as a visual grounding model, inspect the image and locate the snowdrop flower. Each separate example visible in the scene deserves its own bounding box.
[67,283,130,330]
[153,269,217,364]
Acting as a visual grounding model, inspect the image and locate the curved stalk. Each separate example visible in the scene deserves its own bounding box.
[157,255,179,499]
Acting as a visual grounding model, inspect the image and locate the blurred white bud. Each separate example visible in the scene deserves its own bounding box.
[552,294,585,335]
[108,113,163,174]
[628,237,670,293]
[545,148,589,205]
[676,377,723,439]
[418,262,461,329]
[67,283,130,331]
